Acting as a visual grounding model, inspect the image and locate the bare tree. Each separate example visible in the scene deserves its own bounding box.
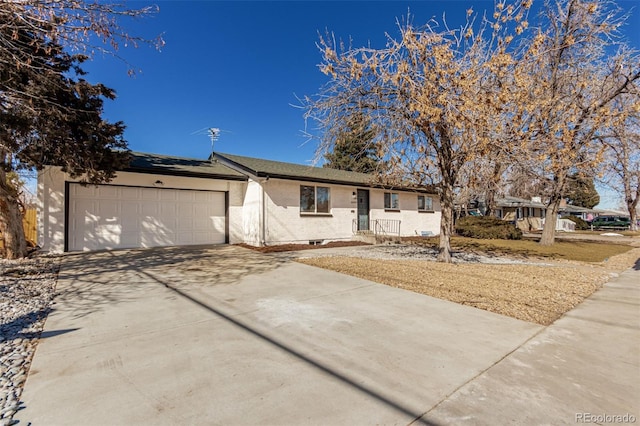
[600,95,640,231]
[0,0,162,72]
[505,163,549,200]
[511,0,640,245]
[305,4,531,262]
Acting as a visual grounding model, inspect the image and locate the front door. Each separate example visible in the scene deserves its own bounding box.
[357,189,369,231]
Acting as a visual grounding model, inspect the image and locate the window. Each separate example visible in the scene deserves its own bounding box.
[384,192,399,210]
[300,185,330,214]
[417,195,433,212]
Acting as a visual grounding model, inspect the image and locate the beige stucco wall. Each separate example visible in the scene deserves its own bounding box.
[242,179,263,246]
[259,178,441,245]
[38,167,246,253]
[368,189,442,237]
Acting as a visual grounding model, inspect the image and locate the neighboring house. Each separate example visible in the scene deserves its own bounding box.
[38,151,441,252]
[459,195,589,232]
[460,196,547,232]
[493,196,547,226]
[559,204,597,222]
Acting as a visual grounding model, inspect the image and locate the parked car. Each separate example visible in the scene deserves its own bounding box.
[590,215,631,230]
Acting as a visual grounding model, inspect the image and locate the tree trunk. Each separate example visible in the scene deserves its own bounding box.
[484,189,496,217]
[0,170,28,259]
[627,197,638,232]
[484,162,501,216]
[438,183,454,263]
[540,197,561,246]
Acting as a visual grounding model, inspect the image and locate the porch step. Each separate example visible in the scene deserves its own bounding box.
[352,233,376,244]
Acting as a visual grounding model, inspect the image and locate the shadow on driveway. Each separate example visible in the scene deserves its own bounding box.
[133,261,438,426]
[55,245,288,319]
[17,244,543,425]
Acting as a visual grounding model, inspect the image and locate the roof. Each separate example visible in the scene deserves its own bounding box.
[212,152,436,193]
[496,196,547,209]
[212,152,374,184]
[560,204,597,214]
[125,152,246,181]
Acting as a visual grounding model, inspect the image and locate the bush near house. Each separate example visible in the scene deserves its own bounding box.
[562,215,589,230]
[456,216,523,240]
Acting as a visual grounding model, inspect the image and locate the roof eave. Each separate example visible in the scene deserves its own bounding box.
[258,172,436,193]
[123,166,247,181]
[214,153,437,194]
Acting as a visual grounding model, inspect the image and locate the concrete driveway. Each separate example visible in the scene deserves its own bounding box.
[15,245,546,425]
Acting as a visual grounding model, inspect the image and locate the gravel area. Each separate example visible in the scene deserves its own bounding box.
[296,243,552,264]
[0,255,59,425]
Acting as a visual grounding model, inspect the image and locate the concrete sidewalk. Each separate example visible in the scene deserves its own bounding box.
[427,266,640,424]
[14,246,640,425]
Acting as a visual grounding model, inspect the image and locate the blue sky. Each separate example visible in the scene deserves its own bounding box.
[82,0,640,208]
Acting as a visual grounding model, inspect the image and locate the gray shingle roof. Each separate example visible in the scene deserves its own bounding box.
[120,151,435,193]
[497,196,547,208]
[125,152,246,180]
[212,152,374,185]
[213,152,435,193]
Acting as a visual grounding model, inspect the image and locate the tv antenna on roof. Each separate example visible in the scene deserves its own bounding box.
[208,128,220,152]
[190,126,231,156]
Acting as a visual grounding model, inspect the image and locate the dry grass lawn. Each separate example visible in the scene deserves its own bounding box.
[297,244,640,326]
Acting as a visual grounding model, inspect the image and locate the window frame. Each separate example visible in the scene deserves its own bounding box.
[300,185,331,215]
[384,192,400,211]
[417,195,434,212]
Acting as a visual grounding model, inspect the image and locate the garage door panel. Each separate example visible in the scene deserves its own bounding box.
[160,191,177,201]
[120,187,140,200]
[192,217,213,229]
[177,217,195,231]
[178,204,194,217]
[121,203,140,217]
[96,186,120,199]
[142,229,175,247]
[178,191,196,202]
[159,202,177,217]
[141,189,159,200]
[141,204,158,216]
[211,217,226,232]
[68,184,227,251]
[119,232,140,247]
[95,201,119,218]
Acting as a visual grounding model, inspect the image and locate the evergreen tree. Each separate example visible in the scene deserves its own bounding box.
[0,6,129,259]
[564,173,600,208]
[323,114,381,174]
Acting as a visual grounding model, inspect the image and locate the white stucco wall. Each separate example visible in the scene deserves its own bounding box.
[369,189,442,237]
[262,179,356,244]
[242,179,263,246]
[258,178,441,245]
[38,167,246,252]
[38,168,66,253]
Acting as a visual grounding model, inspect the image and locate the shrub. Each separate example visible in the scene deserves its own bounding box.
[456,216,523,240]
[562,215,589,230]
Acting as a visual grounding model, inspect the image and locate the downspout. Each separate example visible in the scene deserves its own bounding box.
[261,176,269,246]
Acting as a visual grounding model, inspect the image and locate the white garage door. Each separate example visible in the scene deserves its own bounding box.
[67,183,226,251]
